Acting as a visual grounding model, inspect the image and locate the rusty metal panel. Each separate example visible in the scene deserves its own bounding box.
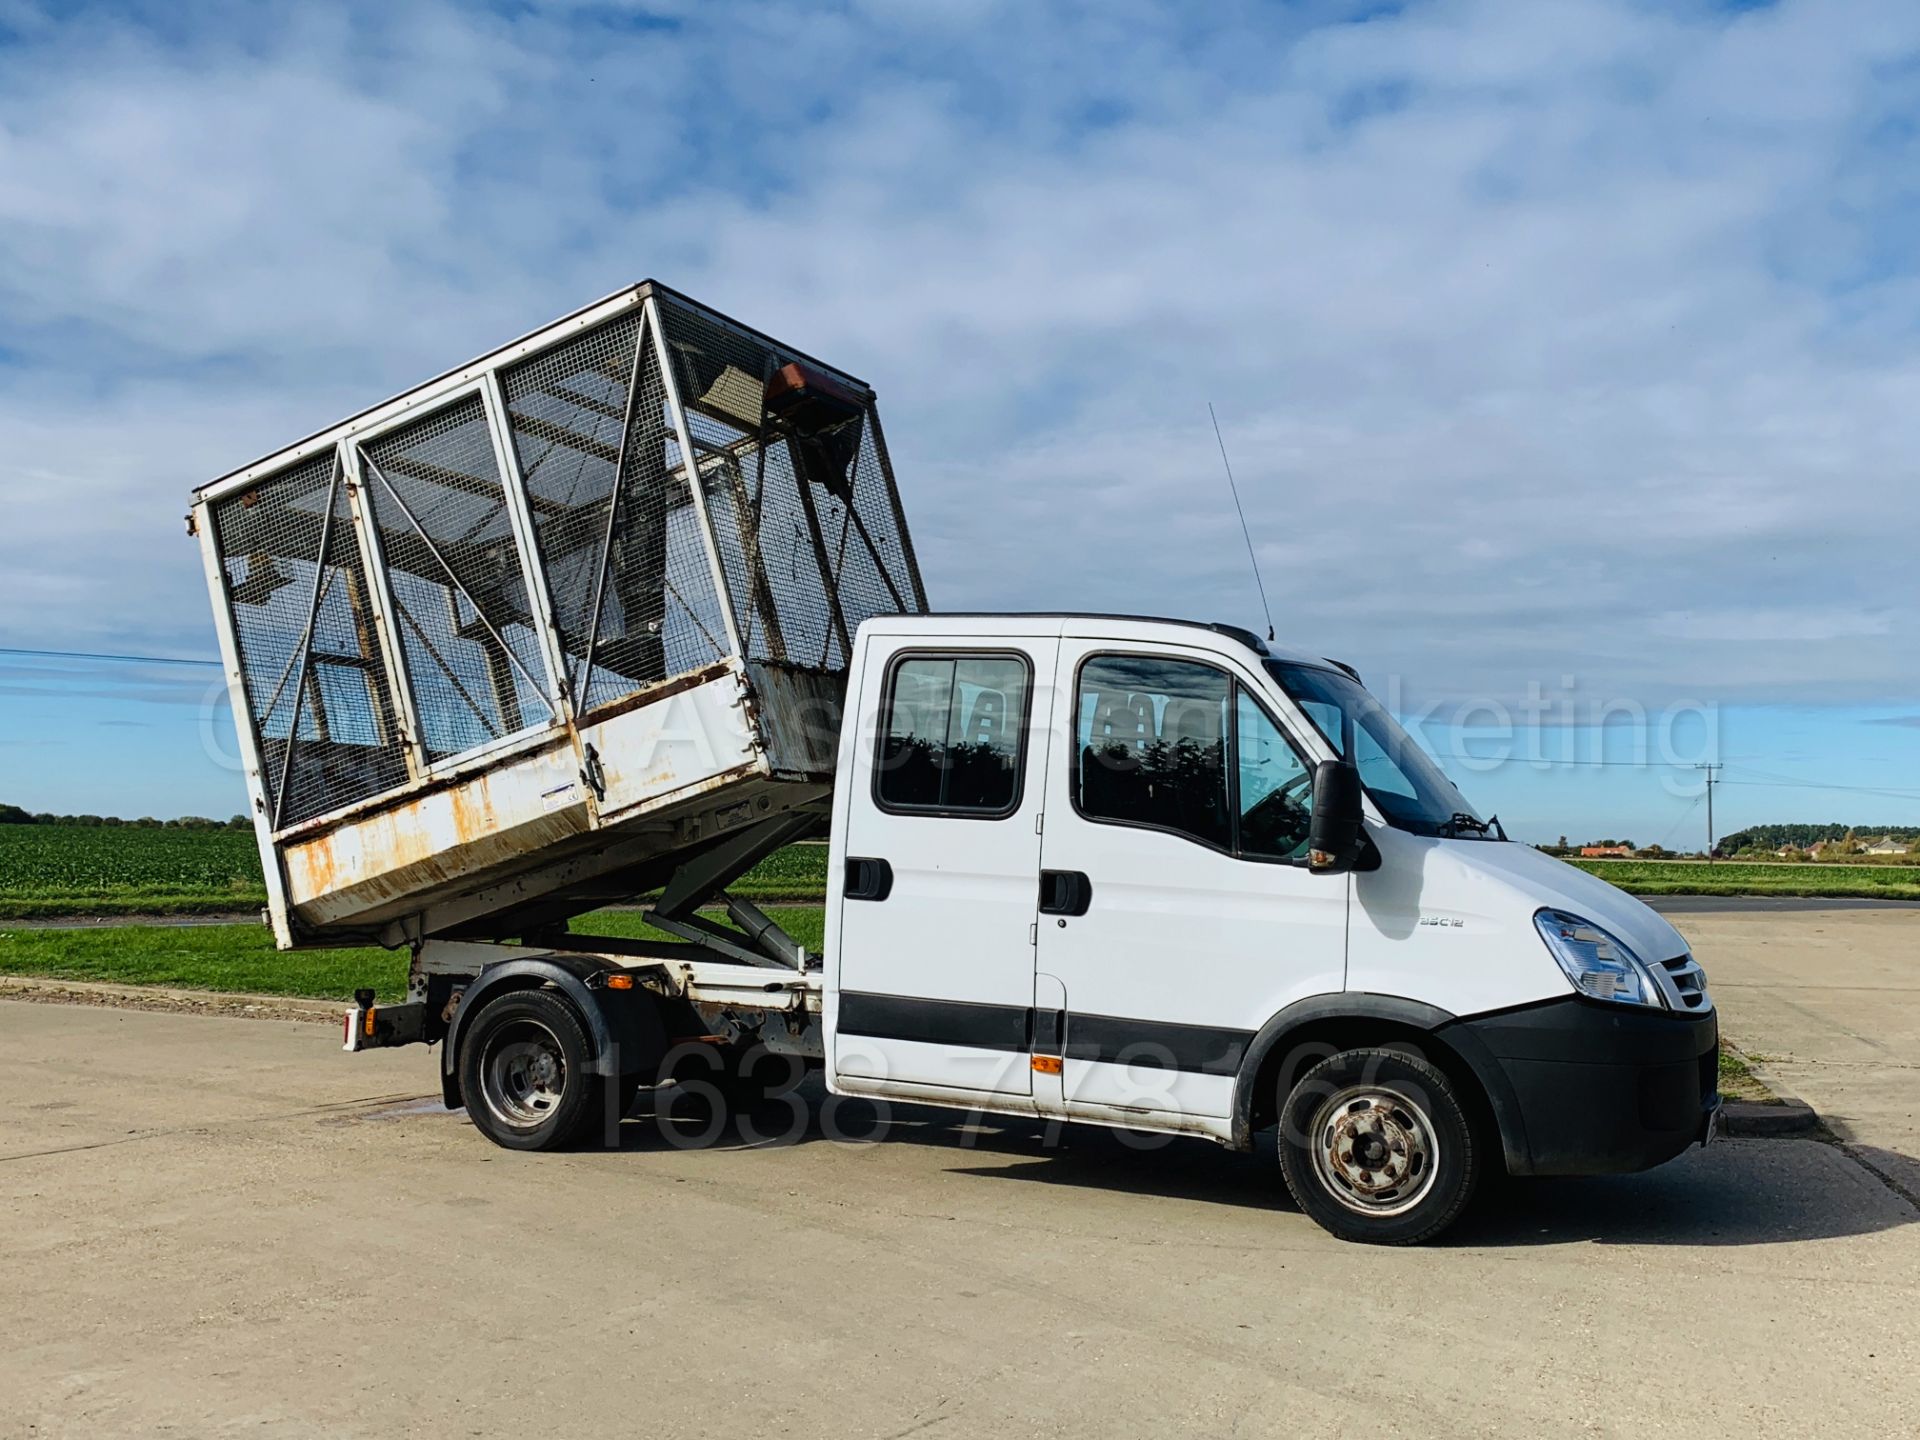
[281,736,590,929]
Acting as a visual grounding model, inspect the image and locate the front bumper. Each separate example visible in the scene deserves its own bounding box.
[1450,997,1720,1176]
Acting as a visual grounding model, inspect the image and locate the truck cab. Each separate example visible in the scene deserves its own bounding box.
[822,614,1720,1243]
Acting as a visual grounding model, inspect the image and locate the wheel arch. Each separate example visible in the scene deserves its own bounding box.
[440,955,665,1110]
[1231,992,1533,1175]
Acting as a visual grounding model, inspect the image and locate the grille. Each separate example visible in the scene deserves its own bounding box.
[499,308,731,714]
[653,296,926,670]
[359,395,556,762]
[210,451,411,828]
[1659,953,1711,1010]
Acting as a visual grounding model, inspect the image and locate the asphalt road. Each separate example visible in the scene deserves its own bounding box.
[4,912,1919,1437]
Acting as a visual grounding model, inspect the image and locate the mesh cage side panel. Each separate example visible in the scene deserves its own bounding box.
[210,451,411,829]
[654,297,925,674]
[812,410,914,665]
[360,394,556,763]
[500,309,730,716]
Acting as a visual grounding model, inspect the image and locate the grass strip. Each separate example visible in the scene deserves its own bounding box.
[0,907,831,1003]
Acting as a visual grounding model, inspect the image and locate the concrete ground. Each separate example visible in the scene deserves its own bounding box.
[4,906,1919,1438]
[1666,903,1920,1203]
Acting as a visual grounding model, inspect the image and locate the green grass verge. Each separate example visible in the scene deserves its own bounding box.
[1716,1046,1777,1104]
[0,907,831,1003]
[1567,859,1920,901]
[0,925,407,1001]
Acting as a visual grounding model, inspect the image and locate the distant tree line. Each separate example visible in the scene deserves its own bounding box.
[0,804,249,829]
[1534,837,1700,860]
[1719,823,1920,852]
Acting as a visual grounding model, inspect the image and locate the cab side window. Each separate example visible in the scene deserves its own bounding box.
[1236,691,1314,861]
[875,653,1029,816]
[1075,654,1315,860]
[1076,656,1231,848]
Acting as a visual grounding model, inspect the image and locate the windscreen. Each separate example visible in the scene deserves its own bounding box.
[1267,661,1483,839]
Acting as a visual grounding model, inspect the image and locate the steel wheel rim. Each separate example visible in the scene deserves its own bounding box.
[479,1018,569,1129]
[1308,1083,1441,1218]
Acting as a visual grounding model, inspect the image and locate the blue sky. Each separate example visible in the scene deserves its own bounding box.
[1,0,1917,843]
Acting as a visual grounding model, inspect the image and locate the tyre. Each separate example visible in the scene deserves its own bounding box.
[458,988,599,1152]
[1276,1047,1478,1245]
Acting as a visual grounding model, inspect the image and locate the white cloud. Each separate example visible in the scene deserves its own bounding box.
[0,0,1915,712]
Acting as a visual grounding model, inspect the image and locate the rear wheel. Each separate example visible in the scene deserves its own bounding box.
[1277,1048,1478,1245]
[459,989,598,1152]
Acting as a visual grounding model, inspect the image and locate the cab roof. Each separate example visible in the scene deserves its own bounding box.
[854,612,1354,678]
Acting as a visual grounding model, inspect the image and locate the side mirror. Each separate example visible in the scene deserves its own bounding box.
[1307,760,1365,874]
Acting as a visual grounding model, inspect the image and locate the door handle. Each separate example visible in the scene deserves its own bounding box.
[1038,869,1092,916]
[844,856,894,902]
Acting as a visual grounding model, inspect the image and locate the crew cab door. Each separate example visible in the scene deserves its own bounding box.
[1033,637,1349,1121]
[829,629,1056,1099]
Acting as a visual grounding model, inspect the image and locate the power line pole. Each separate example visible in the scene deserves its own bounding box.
[1697,764,1721,863]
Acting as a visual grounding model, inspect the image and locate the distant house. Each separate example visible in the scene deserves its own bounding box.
[1866,837,1908,856]
[1579,845,1633,858]
[1808,840,1833,856]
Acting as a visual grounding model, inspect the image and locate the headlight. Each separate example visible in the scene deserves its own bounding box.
[1534,908,1666,1008]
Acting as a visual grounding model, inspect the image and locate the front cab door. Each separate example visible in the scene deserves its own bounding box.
[1033,635,1349,1124]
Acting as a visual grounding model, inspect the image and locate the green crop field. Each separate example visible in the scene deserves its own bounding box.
[1568,858,1920,901]
[0,825,267,918]
[0,824,831,919]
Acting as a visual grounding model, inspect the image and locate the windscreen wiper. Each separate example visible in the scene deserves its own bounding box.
[1440,812,1506,840]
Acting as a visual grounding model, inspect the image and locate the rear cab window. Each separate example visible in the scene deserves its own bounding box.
[873,652,1031,817]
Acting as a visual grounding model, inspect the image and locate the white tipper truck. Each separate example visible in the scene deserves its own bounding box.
[191,281,1720,1244]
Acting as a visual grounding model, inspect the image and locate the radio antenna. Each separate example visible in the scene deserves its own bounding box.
[1208,402,1276,642]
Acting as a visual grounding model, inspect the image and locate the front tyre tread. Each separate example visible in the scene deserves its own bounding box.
[1277,1046,1478,1246]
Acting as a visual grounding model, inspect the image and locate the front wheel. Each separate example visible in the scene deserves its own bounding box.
[1277,1048,1478,1245]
